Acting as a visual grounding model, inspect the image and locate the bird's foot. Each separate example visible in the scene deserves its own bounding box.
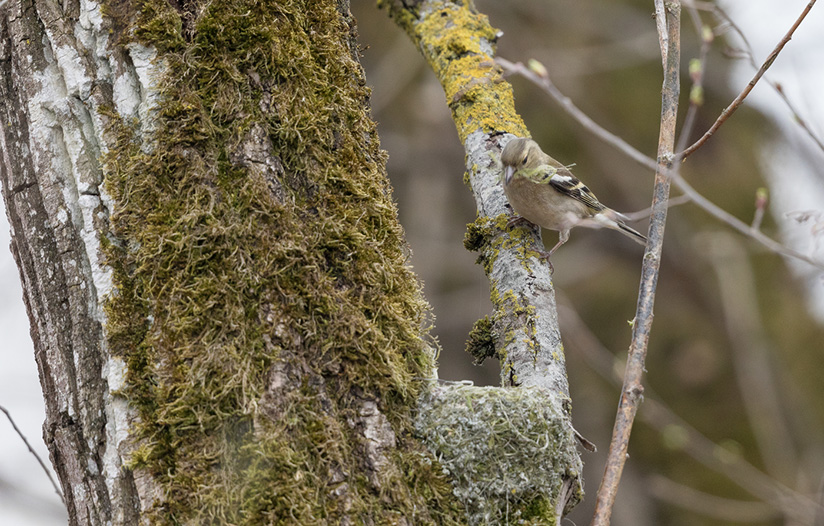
[536,249,555,274]
[506,215,531,229]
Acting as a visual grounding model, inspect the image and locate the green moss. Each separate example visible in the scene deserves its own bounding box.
[465,315,496,364]
[100,0,462,523]
[463,217,494,253]
[522,494,555,522]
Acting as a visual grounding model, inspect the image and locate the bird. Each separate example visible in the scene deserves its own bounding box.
[500,137,646,265]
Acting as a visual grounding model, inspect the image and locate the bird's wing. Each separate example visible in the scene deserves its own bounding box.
[546,169,605,212]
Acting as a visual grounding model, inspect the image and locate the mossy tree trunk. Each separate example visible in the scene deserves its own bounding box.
[0,0,463,523]
[1,0,582,523]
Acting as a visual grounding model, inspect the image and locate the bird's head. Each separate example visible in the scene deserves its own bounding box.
[501,137,542,184]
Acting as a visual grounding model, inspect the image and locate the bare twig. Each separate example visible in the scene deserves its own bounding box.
[0,405,64,504]
[708,2,824,153]
[654,0,669,67]
[496,58,824,271]
[642,400,820,523]
[674,176,824,270]
[674,3,712,153]
[590,3,680,525]
[679,0,817,159]
[623,194,691,222]
[500,57,652,170]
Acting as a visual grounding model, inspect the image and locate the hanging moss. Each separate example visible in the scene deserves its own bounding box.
[465,316,496,364]
[100,0,464,523]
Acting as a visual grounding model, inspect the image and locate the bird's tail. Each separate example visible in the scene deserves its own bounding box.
[615,222,647,246]
[596,209,647,246]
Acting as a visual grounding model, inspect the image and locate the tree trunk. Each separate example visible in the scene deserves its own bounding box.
[0,0,581,523]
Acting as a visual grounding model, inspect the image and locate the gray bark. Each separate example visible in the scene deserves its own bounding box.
[0,0,142,522]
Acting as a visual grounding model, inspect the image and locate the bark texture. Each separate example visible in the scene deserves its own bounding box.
[0,0,138,522]
[1,0,460,523]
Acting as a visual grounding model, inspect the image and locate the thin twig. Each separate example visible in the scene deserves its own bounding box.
[654,0,669,67]
[674,175,824,270]
[679,0,817,159]
[496,57,824,271]
[499,57,652,169]
[643,399,820,524]
[648,475,781,522]
[674,3,711,154]
[590,3,680,525]
[0,405,64,504]
[623,194,691,222]
[708,2,824,153]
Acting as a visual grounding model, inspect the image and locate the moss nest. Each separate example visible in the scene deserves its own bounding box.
[100,0,463,523]
[416,384,584,525]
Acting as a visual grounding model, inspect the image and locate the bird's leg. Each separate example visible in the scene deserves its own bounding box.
[535,230,570,273]
[547,229,570,258]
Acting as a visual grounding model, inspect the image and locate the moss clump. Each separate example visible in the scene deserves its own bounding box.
[100,0,462,523]
[464,217,495,253]
[465,315,496,364]
[416,384,583,525]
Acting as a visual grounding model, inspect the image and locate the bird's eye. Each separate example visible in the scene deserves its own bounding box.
[522,155,528,165]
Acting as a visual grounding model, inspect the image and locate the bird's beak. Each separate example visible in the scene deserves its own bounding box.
[504,165,514,185]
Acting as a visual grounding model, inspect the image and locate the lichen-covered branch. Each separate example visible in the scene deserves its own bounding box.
[381,0,583,522]
[380,0,571,398]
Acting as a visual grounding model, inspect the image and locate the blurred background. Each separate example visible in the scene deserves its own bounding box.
[2,1,824,525]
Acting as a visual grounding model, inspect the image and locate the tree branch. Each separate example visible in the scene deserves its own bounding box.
[591,2,680,524]
[381,1,585,519]
[380,0,571,396]
[558,295,823,523]
[679,0,817,159]
[675,2,712,154]
[705,1,824,154]
[0,405,64,504]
